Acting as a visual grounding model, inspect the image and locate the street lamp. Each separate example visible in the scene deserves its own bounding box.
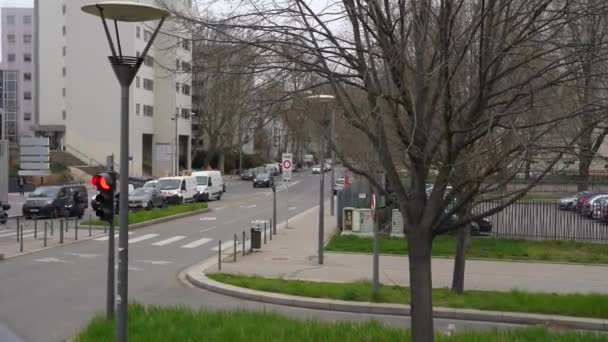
[305,94,335,265]
[81,2,168,341]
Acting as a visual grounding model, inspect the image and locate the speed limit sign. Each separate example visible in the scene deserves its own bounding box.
[282,153,293,181]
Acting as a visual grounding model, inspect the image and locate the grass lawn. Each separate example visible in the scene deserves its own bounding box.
[75,303,608,341]
[208,273,608,319]
[81,202,207,226]
[325,234,608,264]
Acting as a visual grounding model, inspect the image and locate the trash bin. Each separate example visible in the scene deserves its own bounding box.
[250,227,262,249]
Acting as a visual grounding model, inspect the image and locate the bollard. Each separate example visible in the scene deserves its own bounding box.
[269,218,272,241]
[104,222,107,234]
[264,221,267,244]
[59,219,64,244]
[34,218,38,239]
[242,231,246,256]
[234,234,237,262]
[75,218,78,240]
[16,217,20,241]
[89,214,92,237]
[20,223,23,252]
[271,218,275,235]
[65,217,68,232]
[50,218,54,235]
[44,221,47,247]
[218,240,222,270]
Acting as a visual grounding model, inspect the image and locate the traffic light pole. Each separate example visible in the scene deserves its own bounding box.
[106,209,115,320]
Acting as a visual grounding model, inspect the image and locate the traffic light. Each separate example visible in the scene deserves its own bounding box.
[92,171,116,222]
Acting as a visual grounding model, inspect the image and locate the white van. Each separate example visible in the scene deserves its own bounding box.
[191,170,223,201]
[157,176,198,204]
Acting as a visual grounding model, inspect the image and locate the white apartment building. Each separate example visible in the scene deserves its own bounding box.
[0,7,35,143]
[36,0,192,177]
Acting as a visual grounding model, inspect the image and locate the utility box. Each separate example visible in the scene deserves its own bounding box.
[342,207,355,232]
[357,209,373,235]
[352,209,361,232]
[391,209,405,237]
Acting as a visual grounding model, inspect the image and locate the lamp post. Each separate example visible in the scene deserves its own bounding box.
[82,3,168,341]
[306,94,334,265]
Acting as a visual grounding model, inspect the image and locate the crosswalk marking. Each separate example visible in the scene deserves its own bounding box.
[151,235,186,246]
[128,234,159,244]
[211,240,239,251]
[0,229,33,238]
[94,232,134,241]
[181,237,212,249]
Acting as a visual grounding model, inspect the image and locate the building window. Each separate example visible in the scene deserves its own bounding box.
[182,39,190,51]
[62,4,66,14]
[62,26,66,36]
[62,67,66,77]
[24,53,32,62]
[62,88,66,97]
[23,72,31,81]
[7,15,15,25]
[176,59,180,71]
[23,112,31,121]
[144,55,154,67]
[23,34,32,44]
[136,76,140,88]
[144,30,152,42]
[176,82,180,92]
[136,26,141,38]
[143,105,154,117]
[143,78,154,91]
[7,34,15,43]
[62,46,66,56]
[182,84,190,95]
[62,110,66,120]
[181,108,190,119]
[136,103,140,115]
[24,92,32,100]
[7,53,15,62]
[23,15,32,25]
[181,61,191,73]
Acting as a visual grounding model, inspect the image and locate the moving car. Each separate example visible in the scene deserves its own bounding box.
[23,184,88,219]
[253,173,274,188]
[128,187,165,210]
[0,201,9,224]
[312,165,321,174]
[240,169,254,181]
[333,177,345,195]
[158,176,198,204]
[324,163,331,172]
[192,170,223,201]
[265,163,281,176]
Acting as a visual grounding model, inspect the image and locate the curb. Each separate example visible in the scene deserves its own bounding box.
[0,208,210,261]
[186,267,608,332]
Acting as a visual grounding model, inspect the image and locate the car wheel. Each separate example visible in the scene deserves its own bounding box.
[179,197,184,204]
[253,184,256,188]
[217,192,222,200]
[146,201,153,210]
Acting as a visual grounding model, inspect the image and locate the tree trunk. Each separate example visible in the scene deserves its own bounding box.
[218,150,225,174]
[578,147,592,191]
[407,229,434,342]
[450,224,471,294]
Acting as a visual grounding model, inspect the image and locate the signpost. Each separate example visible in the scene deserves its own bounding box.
[282,153,293,182]
[19,137,50,176]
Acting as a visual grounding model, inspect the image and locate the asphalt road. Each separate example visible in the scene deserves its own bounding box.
[0,169,522,342]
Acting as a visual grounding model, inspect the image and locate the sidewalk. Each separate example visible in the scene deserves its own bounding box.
[215,203,608,294]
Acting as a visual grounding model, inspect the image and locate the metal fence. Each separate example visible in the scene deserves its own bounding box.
[475,200,608,242]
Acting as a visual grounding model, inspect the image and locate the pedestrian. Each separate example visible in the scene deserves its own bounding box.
[72,190,82,218]
[17,176,25,196]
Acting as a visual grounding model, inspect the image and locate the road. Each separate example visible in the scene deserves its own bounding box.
[0,169,521,342]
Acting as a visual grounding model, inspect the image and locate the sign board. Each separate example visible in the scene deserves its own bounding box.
[358,193,367,199]
[282,152,292,182]
[155,143,171,162]
[303,154,313,163]
[19,137,50,176]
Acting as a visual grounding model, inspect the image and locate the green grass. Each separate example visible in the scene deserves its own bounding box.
[81,202,207,226]
[208,273,608,319]
[325,234,608,264]
[75,303,608,341]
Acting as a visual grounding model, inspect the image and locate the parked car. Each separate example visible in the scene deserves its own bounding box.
[91,182,135,211]
[0,201,9,224]
[590,198,608,220]
[240,169,254,181]
[575,191,600,213]
[312,165,321,174]
[557,195,577,210]
[581,194,608,218]
[265,163,281,176]
[143,180,159,188]
[471,218,493,236]
[324,163,331,172]
[333,177,345,195]
[158,176,198,204]
[253,173,274,188]
[128,187,165,210]
[23,184,88,219]
[192,170,223,201]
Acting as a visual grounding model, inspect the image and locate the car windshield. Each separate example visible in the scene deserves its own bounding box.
[195,176,208,185]
[143,181,157,188]
[29,186,59,198]
[158,179,181,190]
[130,188,152,196]
[256,173,270,179]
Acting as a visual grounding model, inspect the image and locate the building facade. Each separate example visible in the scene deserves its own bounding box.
[0,7,35,144]
[36,0,192,177]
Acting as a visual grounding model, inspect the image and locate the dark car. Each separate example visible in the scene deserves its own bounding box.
[471,218,492,236]
[128,187,165,210]
[557,195,578,211]
[253,173,274,188]
[0,201,9,224]
[22,184,88,219]
[240,169,254,181]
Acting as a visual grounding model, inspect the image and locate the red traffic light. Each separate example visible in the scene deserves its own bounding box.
[92,174,112,191]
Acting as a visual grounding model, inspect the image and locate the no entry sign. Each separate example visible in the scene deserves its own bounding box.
[282,153,293,181]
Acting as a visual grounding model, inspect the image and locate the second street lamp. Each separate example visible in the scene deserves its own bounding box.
[81,2,168,341]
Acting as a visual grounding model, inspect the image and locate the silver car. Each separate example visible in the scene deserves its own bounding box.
[128,187,165,210]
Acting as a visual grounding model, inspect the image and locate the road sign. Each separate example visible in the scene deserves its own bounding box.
[19,137,50,176]
[371,194,376,220]
[282,153,292,182]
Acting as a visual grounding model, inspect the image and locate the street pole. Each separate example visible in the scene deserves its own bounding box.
[106,154,115,320]
[238,117,243,173]
[117,83,130,342]
[318,103,327,265]
[329,108,335,216]
[372,188,380,298]
[174,114,179,176]
[273,182,277,234]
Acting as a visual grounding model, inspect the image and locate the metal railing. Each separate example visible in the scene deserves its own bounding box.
[64,144,119,169]
[217,222,273,271]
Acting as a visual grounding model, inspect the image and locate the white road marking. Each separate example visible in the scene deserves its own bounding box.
[65,253,100,258]
[239,204,256,209]
[200,226,217,233]
[35,257,74,264]
[288,206,297,211]
[114,265,143,272]
[215,206,226,211]
[128,234,159,244]
[0,229,33,238]
[211,240,239,251]
[151,235,186,246]
[94,232,134,241]
[134,260,172,265]
[181,237,213,249]
[199,217,217,221]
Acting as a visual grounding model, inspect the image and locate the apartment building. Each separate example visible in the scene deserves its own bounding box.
[36,0,192,177]
[0,7,34,144]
